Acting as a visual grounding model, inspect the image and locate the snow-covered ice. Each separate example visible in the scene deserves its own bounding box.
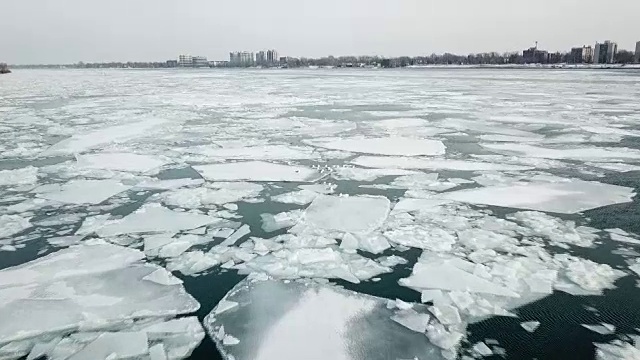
[352,156,534,171]
[34,179,132,205]
[41,119,172,156]
[441,179,635,214]
[194,161,322,182]
[0,241,202,360]
[305,137,446,156]
[75,152,168,173]
[96,203,219,236]
[481,143,640,161]
[0,167,38,186]
[205,278,445,360]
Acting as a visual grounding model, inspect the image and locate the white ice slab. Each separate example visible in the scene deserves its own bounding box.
[352,156,534,171]
[305,137,446,156]
[193,144,319,160]
[35,179,131,205]
[481,143,640,161]
[76,152,168,173]
[441,179,634,214]
[0,166,38,186]
[293,195,391,235]
[520,321,541,333]
[400,258,520,298]
[332,167,419,181]
[135,178,205,190]
[96,203,219,237]
[0,241,201,358]
[42,119,171,156]
[194,161,321,182]
[204,278,445,360]
[0,214,31,239]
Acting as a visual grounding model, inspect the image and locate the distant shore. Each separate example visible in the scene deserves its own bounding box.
[8,63,640,71]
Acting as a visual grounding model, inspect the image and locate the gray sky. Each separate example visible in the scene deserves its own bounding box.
[2,0,639,64]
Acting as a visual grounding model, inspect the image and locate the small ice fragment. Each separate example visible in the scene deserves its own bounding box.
[223,334,240,346]
[430,304,462,325]
[220,224,251,246]
[149,344,168,360]
[582,323,616,335]
[215,300,239,315]
[472,342,493,357]
[66,332,149,360]
[391,308,431,333]
[520,321,540,333]
[143,268,183,285]
[421,290,443,303]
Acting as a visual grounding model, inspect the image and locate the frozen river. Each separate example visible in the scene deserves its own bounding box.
[1,68,640,360]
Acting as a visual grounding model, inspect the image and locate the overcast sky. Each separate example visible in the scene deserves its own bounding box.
[2,0,639,64]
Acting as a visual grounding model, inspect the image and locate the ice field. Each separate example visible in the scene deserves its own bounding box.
[1,68,640,359]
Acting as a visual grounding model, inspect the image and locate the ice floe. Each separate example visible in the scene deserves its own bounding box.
[0,166,38,186]
[352,156,534,171]
[75,152,168,173]
[332,166,420,181]
[187,144,319,160]
[0,241,202,360]
[95,203,219,237]
[305,137,446,156]
[481,143,640,161]
[34,179,132,205]
[194,161,322,182]
[0,214,31,239]
[205,278,446,360]
[42,119,172,156]
[441,179,635,214]
[595,336,640,360]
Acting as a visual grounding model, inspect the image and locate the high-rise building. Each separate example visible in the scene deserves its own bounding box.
[230,51,254,66]
[178,55,193,67]
[523,46,548,64]
[582,46,593,63]
[192,56,208,68]
[635,41,640,63]
[267,49,279,64]
[256,51,266,65]
[593,41,617,64]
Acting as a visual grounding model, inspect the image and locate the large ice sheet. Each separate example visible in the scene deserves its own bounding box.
[292,195,391,235]
[0,241,202,359]
[305,137,446,156]
[352,156,534,171]
[96,203,218,237]
[75,152,168,173]
[194,161,321,182]
[332,166,419,181]
[34,179,131,205]
[440,179,635,214]
[0,166,38,186]
[191,144,319,160]
[205,278,444,360]
[481,143,640,161]
[42,119,171,156]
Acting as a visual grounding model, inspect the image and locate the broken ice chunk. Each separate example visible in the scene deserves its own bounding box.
[391,308,431,333]
[582,323,616,335]
[34,179,131,205]
[193,161,321,182]
[75,152,168,173]
[0,214,31,239]
[305,137,446,156]
[293,195,390,235]
[0,166,38,186]
[96,203,219,237]
[66,332,149,360]
[352,156,533,171]
[220,224,251,247]
[441,179,635,214]
[520,321,540,333]
[472,341,493,357]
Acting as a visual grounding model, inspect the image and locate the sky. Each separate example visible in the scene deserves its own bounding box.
[1,0,639,64]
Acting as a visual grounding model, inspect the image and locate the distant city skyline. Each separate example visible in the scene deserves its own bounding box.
[1,0,639,64]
